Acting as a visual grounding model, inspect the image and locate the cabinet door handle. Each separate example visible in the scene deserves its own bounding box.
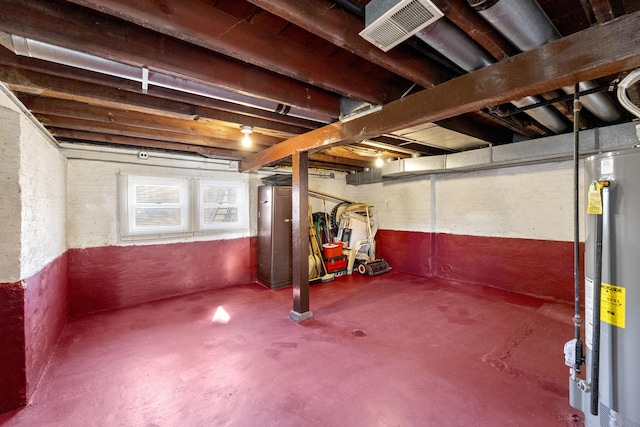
[284,219,291,223]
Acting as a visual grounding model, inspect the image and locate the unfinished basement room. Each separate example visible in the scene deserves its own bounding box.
[2,0,640,426]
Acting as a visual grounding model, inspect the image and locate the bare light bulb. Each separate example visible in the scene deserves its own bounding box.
[240,125,253,147]
[375,156,384,168]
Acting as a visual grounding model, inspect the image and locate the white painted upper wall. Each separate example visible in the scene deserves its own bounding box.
[0,105,23,282]
[19,114,67,279]
[436,161,585,241]
[67,157,253,248]
[0,87,67,282]
[354,160,586,242]
[354,176,432,233]
[66,147,357,249]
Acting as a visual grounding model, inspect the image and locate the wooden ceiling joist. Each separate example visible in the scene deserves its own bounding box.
[0,0,339,119]
[65,0,410,105]
[246,0,452,87]
[20,96,285,145]
[36,115,270,151]
[244,0,534,141]
[0,63,318,134]
[239,11,640,171]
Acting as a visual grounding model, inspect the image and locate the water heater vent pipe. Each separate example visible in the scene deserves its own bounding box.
[617,69,640,119]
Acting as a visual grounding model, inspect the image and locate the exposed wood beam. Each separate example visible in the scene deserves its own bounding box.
[20,96,283,145]
[247,0,533,142]
[307,152,372,169]
[66,0,409,104]
[246,0,452,87]
[239,11,640,171]
[0,62,319,133]
[35,114,269,151]
[52,129,247,159]
[0,0,339,118]
[588,0,625,23]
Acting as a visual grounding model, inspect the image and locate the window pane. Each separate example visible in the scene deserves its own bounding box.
[135,208,182,226]
[136,185,180,203]
[203,207,238,224]
[202,186,237,204]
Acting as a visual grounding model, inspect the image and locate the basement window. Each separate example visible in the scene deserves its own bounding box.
[119,174,248,241]
[198,180,245,230]
[121,175,190,237]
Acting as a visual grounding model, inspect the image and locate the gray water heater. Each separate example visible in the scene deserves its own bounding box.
[570,148,640,426]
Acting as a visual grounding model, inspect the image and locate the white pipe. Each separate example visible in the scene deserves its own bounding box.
[4,34,331,124]
[617,69,640,119]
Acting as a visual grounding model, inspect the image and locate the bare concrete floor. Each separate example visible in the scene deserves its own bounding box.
[1,272,584,426]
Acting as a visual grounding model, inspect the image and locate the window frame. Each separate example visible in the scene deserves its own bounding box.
[197,179,246,231]
[118,173,248,241]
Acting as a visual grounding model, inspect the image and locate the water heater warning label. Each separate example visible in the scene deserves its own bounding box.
[601,283,626,329]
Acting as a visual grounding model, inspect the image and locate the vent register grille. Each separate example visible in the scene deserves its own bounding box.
[359,0,444,51]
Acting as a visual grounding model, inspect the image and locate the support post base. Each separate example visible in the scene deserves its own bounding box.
[289,310,313,323]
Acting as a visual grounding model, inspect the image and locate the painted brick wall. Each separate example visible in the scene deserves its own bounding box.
[18,114,67,278]
[0,88,68,413]
[436,161,585,241]
[356,161,585,301]
[66,158,255,248]
[65,155,355,314]
[354,175,433,232]
[0,106,23,282]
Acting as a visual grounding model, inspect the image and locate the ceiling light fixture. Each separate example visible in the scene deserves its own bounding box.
[241,125,253,147]
[375,152,384,168]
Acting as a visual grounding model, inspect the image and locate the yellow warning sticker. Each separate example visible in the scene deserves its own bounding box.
[587,182,602,215]
[600,283,625,329]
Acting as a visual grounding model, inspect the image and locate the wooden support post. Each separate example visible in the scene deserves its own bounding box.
[290,149,313,323]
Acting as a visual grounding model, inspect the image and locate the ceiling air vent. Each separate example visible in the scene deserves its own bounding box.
[360,0,444,52]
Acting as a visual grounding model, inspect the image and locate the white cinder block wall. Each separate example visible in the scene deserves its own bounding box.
[0,88,67,283]
[354,160,585,242]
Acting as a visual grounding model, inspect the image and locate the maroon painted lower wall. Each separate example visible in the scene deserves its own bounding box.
[0,283,26,414]
[69,237,255,316]
[24,253,69,397]
[376,230,434,277]
[376,230,581,303]
[0,253,69,414]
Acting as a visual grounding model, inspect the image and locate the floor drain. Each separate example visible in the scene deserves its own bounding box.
[351,329,367,337]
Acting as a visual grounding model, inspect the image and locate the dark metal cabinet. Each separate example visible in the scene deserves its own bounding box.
[257,186,292,288]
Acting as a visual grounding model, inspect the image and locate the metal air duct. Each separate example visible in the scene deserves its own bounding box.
[0,33,331,124]
[469,0,621,122]
[415,19,493,71]
[414,18,567,133]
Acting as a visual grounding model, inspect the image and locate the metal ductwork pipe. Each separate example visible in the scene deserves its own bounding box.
[415,19,494,72]
[0,33,331,124]
[562,82,622,122]
[415,18,567,133]
[469,0,621,122]
[469,0,558,51]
